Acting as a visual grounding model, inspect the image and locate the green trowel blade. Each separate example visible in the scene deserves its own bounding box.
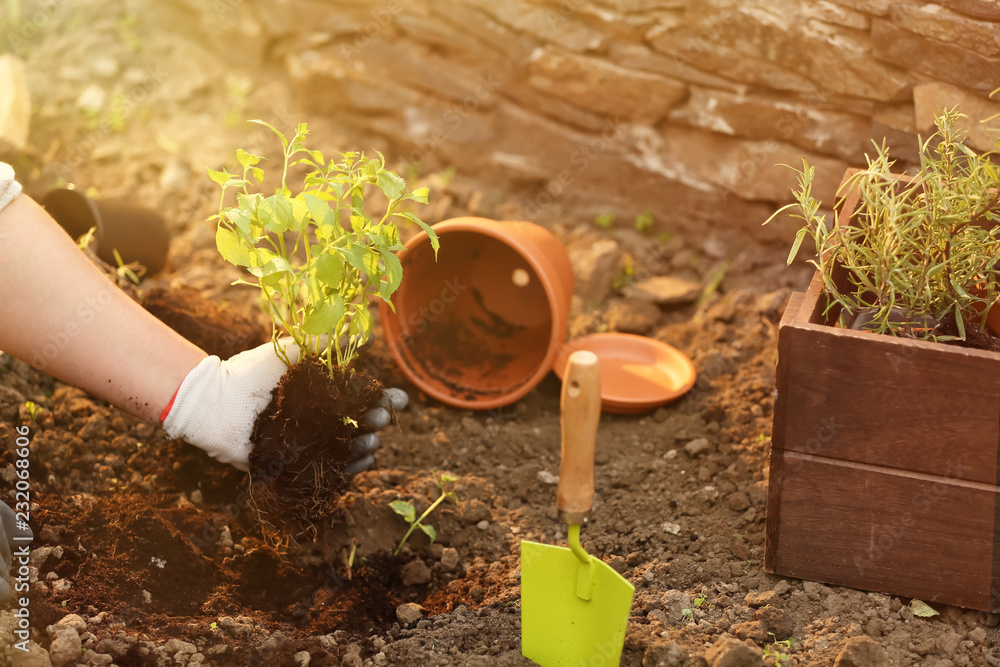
[521,540,635,666]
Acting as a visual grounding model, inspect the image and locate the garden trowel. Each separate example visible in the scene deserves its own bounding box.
[520,350,635,666]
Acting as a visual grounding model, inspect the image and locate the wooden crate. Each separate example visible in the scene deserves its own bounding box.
[765,273,1000,611]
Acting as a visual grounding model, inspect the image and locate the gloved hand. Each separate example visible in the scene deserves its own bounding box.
[161,339,408,472]
[1,499,32,602]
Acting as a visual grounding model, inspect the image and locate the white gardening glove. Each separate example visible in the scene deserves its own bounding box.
[160,338,407,471]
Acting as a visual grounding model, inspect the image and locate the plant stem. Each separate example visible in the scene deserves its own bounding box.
[392,492,450,556]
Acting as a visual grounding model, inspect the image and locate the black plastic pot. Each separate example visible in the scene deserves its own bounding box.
[41,188,170,276]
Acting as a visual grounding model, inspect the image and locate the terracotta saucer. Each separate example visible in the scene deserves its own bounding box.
[553,333,697,414]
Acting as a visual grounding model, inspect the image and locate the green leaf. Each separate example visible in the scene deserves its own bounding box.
[301,192,334,228]
[224,208,253,236]
[301,295,345,336]
[788,227,808,265]
[257,195,295,233]
[216,226,253,267]
[315,252,346,288]
[910,599,939,618]
[380,250,404,300]
[389,500,416,524]
[378,170,406,200]
[395,212,440,257]
[208,168,233,186]
[349,302,373,338]
[419,523,437,543]
[236,148,261,169]
[248,256,293,279]
[408,186,429,204]
[350,214,369,234]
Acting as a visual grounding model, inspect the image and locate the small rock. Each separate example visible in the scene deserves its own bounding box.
[48,627,82,667]
[39,525,65,544]
[802,580,828,599]
[662,522,681,535]
[396,603,424,625]
[703,635,760,667]
[537,470,559,485]
[627,275,702,305]
[75,84,107,114]
[727,492,750,512]
[569,237,622,304]
[476,520,490,531]
[744,590,776,608]
[401,559,432,586]
[77,413,108,440]
[189,489,203,504]
[834,635,891,667]
[754,605,794,638]
[661,590,692,625]
[606,298,661,335]
[772,579,791,596]
[440,547,460,570]
[294,650,311,666]
[89,55,120,78]
[731,620,768,644]
[164,638,197,657]
[684,438,711,458]
[642,640,690,667]
[53,614,86,635]
[605,554,627,573]
[159,158,191,193]
[218,526,234,549]
[95,638,129,660]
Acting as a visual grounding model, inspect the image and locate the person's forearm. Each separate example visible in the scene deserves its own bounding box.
[0,194,207,421]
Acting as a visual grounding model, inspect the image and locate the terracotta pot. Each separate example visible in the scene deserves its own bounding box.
[42,188,170,276]
[379,217,574,410]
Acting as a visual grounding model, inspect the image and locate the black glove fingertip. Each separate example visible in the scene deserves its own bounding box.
[350,432,380,457]
[344,453,375,477]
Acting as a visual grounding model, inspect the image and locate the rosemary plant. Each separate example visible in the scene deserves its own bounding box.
[767,106,1000,342]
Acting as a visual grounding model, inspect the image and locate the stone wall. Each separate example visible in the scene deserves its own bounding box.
[234,0,1000,243]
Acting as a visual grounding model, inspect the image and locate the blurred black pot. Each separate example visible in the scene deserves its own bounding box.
[41,188,170,276]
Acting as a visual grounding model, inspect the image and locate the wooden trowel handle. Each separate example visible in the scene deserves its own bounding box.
[557,350,602,526]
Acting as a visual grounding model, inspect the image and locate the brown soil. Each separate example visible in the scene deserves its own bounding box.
[248,358,383,536]
[2,1,997,663]
[141,287,268,359]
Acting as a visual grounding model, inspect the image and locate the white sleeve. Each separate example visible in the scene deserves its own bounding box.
[0,162,22,213]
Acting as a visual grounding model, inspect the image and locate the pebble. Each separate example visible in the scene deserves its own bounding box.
[440,547,460,570]
[702,635,759,666]
[75,84,106,114]
[293,650,311,666]
[537,470,559,485]
[684,438,711,458]
[476,520,490,531]
[833,635,891,667]
[48,627,82,667]
[400,559,432,586]
[396,603,424,625]
[744,590,777,607]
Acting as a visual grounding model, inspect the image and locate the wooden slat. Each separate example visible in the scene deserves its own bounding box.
[775,293,1000,485]
[769,451,994,610]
